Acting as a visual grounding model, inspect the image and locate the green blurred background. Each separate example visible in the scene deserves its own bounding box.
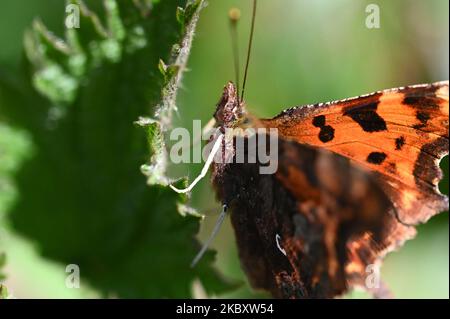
[0,0,448,298]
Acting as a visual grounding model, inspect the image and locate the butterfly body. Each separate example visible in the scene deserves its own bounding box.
[210,81,449,299]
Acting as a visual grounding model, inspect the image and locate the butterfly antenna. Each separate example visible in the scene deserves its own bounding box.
[240,0,257,102]
[191,204,228,268]
[229,7,241,104]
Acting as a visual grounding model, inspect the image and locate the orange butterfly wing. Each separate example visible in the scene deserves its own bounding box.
[262,81,449,226]
[260,81,448,295]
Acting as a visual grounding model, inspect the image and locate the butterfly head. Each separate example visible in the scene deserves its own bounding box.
[214,81,246,128]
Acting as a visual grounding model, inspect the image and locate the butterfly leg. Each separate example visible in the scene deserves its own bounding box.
[190,204,228,267]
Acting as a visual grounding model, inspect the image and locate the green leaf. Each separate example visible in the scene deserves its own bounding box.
[176,7,186,26]
[0,252,6,282]
[0,284,8,299]
[0,124,31,217]
[0,0,234,298]
[156,0,206,127]
[135,117,169,186]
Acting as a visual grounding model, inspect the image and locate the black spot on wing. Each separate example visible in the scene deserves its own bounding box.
[395,136,405,150]
[413,111,431,129]
[311,115,335,143]
[403,96,440,109]
[312,115,326,127]
[343,100,387,132]
[367,152,387,165]
[319,125,335,143]
[417,111,431,123]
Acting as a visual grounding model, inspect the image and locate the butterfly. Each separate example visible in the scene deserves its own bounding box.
[209,80,448,298]
[170,0,449,299]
